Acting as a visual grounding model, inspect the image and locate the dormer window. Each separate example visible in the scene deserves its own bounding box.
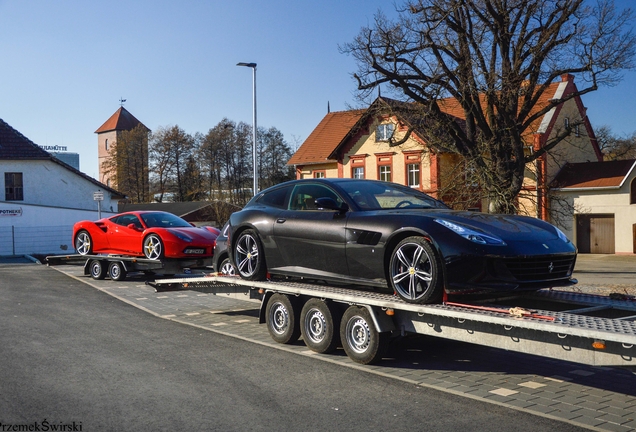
[375,123,395,142]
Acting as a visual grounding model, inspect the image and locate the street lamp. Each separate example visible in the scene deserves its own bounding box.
[237,62,258,196]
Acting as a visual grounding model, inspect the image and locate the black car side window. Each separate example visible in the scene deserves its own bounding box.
[259,185,292,209]
[289,184,343,211]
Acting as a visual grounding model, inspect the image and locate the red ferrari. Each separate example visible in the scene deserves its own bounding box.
[73,211,220,260]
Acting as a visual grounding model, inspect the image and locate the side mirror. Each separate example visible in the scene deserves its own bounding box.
[315,197,349,213]
[127,223,141,231]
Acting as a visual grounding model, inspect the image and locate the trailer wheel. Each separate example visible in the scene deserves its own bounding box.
[75,230,93,255]
[143,234,164,260]
[301,299,341,354]
[266,293,300,344]
[108,262,127,281]
[389,236,443,304]
[340,306,388,365]
[89,259,106,280]
[234,229,267,281]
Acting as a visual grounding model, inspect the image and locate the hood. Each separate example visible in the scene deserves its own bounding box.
[433,211,561,242]
[168,227,219,241]
[386,208,563,242]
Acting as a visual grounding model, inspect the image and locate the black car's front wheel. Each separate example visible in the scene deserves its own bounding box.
[234,229,267,280]
[389,236,443,304]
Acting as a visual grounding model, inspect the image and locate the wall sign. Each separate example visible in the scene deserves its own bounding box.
[0,208,22,217]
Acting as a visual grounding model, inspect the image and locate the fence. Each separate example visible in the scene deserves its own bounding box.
[0,225,74,257]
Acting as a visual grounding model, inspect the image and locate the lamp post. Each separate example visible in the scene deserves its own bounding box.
[237,62,258,196]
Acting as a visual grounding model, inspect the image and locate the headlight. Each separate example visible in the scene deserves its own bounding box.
[554,226,571,243]
[169,230,192,242]
[434,219,506,246]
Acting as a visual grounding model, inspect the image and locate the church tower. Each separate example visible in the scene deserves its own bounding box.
[95,106,149,189]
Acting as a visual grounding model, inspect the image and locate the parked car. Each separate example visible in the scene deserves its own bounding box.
[73,211,220,261]
[227,178,577,304]
[213,222,235,275]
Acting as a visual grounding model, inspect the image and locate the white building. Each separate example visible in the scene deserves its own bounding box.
[0,118,125,256]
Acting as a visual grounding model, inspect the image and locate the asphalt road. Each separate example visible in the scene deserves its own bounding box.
[0,263,587,431]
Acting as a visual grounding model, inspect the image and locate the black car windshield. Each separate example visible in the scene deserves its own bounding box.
[339,180,449,210]
[141,212,192,228]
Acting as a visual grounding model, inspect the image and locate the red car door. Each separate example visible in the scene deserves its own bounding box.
[108,214,145,255]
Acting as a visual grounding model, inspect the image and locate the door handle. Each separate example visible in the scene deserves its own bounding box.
[276,218,286,224]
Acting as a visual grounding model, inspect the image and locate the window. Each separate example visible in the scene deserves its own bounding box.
[379,165,391,182]
[5,173,23,201]
[575,124,580,137]
[631,178,636,205]
[350,155,366,179]
[258,185,292,209]
[564,117,570,129]
[105,139,109,150]
[376,152,394,182]
[289,183,343,211]
[375,123,394,142]
[313,170,325,178]
[407,163,420,188]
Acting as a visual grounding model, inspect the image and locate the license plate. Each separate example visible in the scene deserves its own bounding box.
[185,248,205,254]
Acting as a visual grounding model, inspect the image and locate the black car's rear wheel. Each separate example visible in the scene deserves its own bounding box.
[234,229,267,280]
[389,236,443,304]
[75,230,93,255]
[218,257,235,276]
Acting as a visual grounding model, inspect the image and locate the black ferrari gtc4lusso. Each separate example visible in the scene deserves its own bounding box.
[227,178,577,304]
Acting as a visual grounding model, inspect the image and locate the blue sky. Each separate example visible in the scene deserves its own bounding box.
[1,0,635,180]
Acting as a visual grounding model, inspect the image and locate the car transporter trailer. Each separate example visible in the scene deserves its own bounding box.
[147,275,636,367]
[46,254,211,282]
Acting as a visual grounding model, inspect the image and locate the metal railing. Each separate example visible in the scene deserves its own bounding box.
[0,225,73,256]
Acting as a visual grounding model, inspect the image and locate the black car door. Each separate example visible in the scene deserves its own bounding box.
[272,183,349,276]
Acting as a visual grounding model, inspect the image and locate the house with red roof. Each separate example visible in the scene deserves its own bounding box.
[551,159,636,254]
[0,118,124,256]
[288,74,636,253]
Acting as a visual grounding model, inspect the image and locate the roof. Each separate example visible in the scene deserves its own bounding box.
[95,107,149,134]
[289,76,578,166]
[0,117,126,198]
[0,118,51,159]
[551,159,636,190]
[287,110,364,166]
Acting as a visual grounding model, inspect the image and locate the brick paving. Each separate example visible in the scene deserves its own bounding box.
[53,265,636,432]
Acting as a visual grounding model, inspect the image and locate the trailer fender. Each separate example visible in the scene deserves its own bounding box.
[361,305,396,333]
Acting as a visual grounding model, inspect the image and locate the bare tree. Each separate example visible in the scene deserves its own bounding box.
[596,125,636,160]
[258,126,295,190]
[341,0,636,213]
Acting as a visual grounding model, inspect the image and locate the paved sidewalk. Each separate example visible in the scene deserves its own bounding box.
[48,264,636,432]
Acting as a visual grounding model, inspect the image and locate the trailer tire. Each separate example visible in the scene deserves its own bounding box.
[266,293,300,344]
[300,299,341,353]
[340,306,388,365]
[89,259,106,280]
[108,261,127,281]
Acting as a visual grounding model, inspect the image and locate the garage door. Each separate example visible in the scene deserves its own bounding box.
[576,214,615,254]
